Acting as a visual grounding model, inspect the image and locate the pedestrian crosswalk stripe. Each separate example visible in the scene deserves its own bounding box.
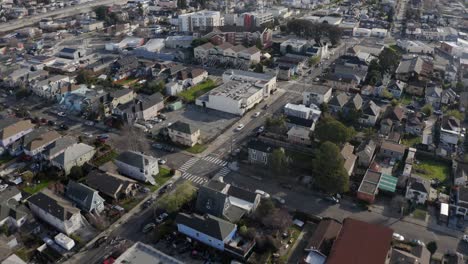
[202,156,228,166]
[180,157,199,172]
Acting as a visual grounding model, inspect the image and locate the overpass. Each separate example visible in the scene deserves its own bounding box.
[0,0,128,34]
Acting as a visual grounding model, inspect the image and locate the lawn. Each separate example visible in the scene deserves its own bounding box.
[120,197,142,211]
[402,135,422,147]
[412,209,427,221]
[179,79,216,102]
[0,154,14,165]
[185,144,207,154]
[413,158,450,182]
[92,150,118,166]
[23,180,52,194]
[115,78,138,86]
[146,167,174,192]
[399,94,413,106]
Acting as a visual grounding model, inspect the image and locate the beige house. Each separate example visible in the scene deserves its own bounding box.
[168,121,200,147]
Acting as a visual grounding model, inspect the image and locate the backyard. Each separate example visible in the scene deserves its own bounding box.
[23,180,52,194]
[147,167,174,192]
[402,135,422,147]
[413,157,450,182]
[185,143,207,154]
[178,79,216,102]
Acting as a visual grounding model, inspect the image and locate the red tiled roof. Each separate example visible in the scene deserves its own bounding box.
[327,218,393,264]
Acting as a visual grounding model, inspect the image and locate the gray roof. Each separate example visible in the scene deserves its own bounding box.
[114,242,184,264]
[176,213,236,241]
[28,191,80,221]
[52,143,95,166]
[66,181,104,212]
[247,140,274,153]
[168,121,198,134]
[86,171,136,199]
[227,185,257,203]
[115,151,157,170]
[329,93,350,108]
[362,100,380,116]
[0,187,28,223]
[357,139,377,158]
[408,176,430,194]
[43,136,77,158]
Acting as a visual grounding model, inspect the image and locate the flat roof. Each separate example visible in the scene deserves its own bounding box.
[440,203,449,216]
[378,174,397,193]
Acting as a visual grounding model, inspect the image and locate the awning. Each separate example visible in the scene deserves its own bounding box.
[378,174,398,192]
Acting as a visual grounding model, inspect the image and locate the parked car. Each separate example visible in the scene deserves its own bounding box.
[255,189,270,198]
[158,114,167,120]
[152,143,163,150]
[155,213,169,224]
[84,121,94,126]
[94,236,108,248]
[323,196,340,204]
[235,124,245,131]
[97,134,109,139]
[83,132,93,138]
[434,110,443,115]
[411,239,425,246]
[272,195,285,205]
[158,159,166,165]
[59,124,69,130]
[463,235,468,243]
[257,126,265,133]
[253,112,261,118]
[47,120,56,126]
[142,223,156,233]
[392,233,405,241]
[57,112,66,117]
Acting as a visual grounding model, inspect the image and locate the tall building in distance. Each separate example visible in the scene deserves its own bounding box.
[178,11,224,32]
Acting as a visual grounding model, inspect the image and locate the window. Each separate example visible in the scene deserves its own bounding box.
[196,232,199,237]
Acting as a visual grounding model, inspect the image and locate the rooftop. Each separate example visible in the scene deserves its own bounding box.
[176,213,236,241]
[114,242,183,264]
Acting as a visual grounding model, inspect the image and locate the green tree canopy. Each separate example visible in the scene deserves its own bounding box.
[158,182,196,213]
[312,141,349,194]
[76,69,96,86]
[315,117,355,145]
[378,47,401,74]
[421,104,433,116]
[270,148,288,176]
[191,38,209,48]
[426,241,438,257]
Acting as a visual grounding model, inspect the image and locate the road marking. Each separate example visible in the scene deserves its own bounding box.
[179,157,199,172]
[202,156,228,166]
[215,167,231,178]
[182,172,207,185]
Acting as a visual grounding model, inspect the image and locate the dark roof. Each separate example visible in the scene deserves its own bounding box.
[60,47,77,53]
[86,171,136,198]
[362,101,380,116]
[327,218,393,264]
[115,151,156,170]
[110,88,133,99]
[168,121,198,134]
[66,181,102,211]
[286,115,314,128]
[329,93,350,108]
[28,191,80,221]
[308,219,342,252]
[458,186,468,203]
[205,180,227,192]
[441,116,460,131]
[0,187,27,223]
[247,140,274,153]
[139,92,164,110]
[176,213,236,241]
[227,185,257,203]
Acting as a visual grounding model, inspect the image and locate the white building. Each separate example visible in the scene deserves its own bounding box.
[196,79,267,116]
[114,151,158,185]
[28,191,83,235]
[370,28,388,38]
[222,69,277,94]
[302,85,332,105]
[440,116,462,146]
[284,103,320,120]
[280,39,309,54]
[178,11,223,32]
[194,42,261,68]
[396,40,434,54]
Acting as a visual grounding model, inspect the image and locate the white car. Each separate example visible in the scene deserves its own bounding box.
[235,124,245,131]
[255,189,270,198]
[393,233,405,241]
[83,132,93,138]
[84,121,94,126]
[411,239,425,246]
[253,112,261,118]
[57,112,66,117]
[463,235,468,243]
[272,195,285,204]
[158,159,166,165]
[145,124,153,129]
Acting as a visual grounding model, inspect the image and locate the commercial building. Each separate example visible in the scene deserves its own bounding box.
[178,11,223,32]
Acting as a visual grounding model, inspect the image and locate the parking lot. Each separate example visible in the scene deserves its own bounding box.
[150,104,239,144]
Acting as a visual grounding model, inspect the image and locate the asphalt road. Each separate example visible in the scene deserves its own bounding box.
[0,0,128,33]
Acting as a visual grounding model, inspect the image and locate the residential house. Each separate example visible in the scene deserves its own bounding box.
[382,106,406,128]
[167,121,201,147]
[303,85,333,106]
[57,47,85,60]
[395,57,433,82]
[441,88,458,105]
[359,101,381,126]
[23,130,61,157]
[85,171,138,200]
[276,54,308,80]
[114,151,158,185]
[406,80,427,96]
[113,242,184,264]
[28,190,83,235]
[113,93,164,123]
[110,56,140,81]
[287,125,312,145]
[194,42,260,68]
[329,93,363,115]
[405,113,425,136]
[41,136,77,161]
[66,181,105,213]
[454,161,468,186]
[50,143,96,175]
[31,75,70,99]
[303,218,342,258]
[341,143,357,177]
[386,80,406,99]
[440,116,461,146]
[0,118,35,148]
[356,139,377,167]
[405,175,431,205]
[328,93,350,114]
[0,187,29,228]
[196,180,260,222]
[425,84,442,108]
[379,118,394,136]
[176,213,255,259]
[390,245,431,264]
[380,140,406,160]
[165,68,208,96]
[247,140,274,165]
[327,218,393,264]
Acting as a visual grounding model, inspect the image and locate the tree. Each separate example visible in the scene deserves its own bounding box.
[191,38,209,48]
[391,99,399,107]
[426,241,438,258]
[265,115,287,134]
[446,110,464,120]
[76,69,96,85]
[308,56,320,67]
[22,171,34,183]
[255,38,263,50]
[69,166,84,181]
[95,6,109,21]
[313,141,349,194]
[158,182,196,213]
[261,208,292,231]
[381,88,393,100]
[378,47,401,74]
[315,118,355,145]
[421,104,433,116]
[139,80,164,95]
[253,63,264,73]
[387,7,394,23]
[177,0,187,9]
[270,148,288,176]
[256,199,275,217]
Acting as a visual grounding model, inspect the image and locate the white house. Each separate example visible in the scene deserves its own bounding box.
[0,118,35,148]
[24,130,61,157]
[31,75,70,99]
[114,151,158,185]
[222,69,277,95]
[28,191,83,235]
[167,121,201,147]
[405,176,431,205]
[0,187,28,228]
[440,116,461,146]
[303,85,332,105]
[50,143,96,175]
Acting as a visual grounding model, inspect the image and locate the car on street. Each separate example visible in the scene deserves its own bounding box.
[152,143,163,149]
[94,236,108,248]
[434,110,443,115]
[393,233,405,241]
[411,239,425,246]
[57,112,66,117]
[97,134,109,139]
[142,223,156,233]
[84,121,94,126]
[158,159,166,165]
[235,124,245,131]
[47,120,56,126]
[323,196,340,204]
[257,126,265,133]
[158,114,167,120]
[255,189,270,198]
[155,213,169,224]
[253,112,261,118]
[272,195,285,205]
[59,124,69,130]
[83,132,93,138]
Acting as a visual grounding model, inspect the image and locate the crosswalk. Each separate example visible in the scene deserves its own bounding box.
[202,156,228,166]
[182,172,208,185]
[214,167,231,178]
[179,157,199,172]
